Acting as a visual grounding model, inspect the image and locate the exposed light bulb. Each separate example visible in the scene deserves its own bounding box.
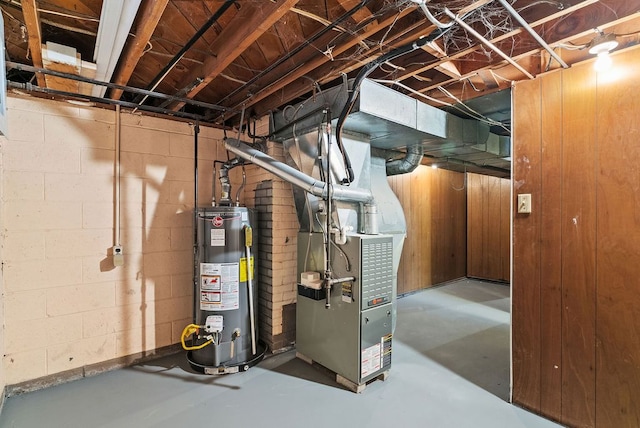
[594,52,613,73]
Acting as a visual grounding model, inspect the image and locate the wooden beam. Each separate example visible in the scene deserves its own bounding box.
[110,0,169,100]
[333,0,493,77]
[335,0,373,25]
[20,0,46,87]
[168,0,300,111]
[398,0,600,83]
[414,0,638,96]
[420,41,461,78]
[227,0,493,115]
[477,69,499,90]
[223,7,417,114]
[291,8,346,32]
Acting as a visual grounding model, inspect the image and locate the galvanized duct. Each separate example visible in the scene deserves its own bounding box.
[224,138,373,203]
[385,145,424,176]
[270,79,510,174]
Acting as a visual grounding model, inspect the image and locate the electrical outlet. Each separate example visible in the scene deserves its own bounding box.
[113,245,124,266]
[517,194,532,214]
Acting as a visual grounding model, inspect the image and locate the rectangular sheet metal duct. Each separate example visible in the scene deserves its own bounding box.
[270,79,510,171]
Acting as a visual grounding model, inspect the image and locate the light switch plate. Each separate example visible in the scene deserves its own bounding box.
[517,194,532,214]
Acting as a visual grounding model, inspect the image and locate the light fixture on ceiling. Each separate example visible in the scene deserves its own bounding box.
[588,30,618,72]
[588,31,619,55]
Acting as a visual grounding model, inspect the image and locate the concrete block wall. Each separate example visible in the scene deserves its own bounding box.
[0,95,229,385]
[1,95,299,387]
[0,131,4,399]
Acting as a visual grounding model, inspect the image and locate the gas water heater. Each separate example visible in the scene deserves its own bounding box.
[182,160,264,374]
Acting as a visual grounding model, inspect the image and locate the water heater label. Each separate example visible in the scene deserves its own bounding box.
[200,262,240,311]
[210,229,226,247]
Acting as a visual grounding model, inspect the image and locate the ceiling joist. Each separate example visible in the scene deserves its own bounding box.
[167,0,300,111]
[335,0,374,25]
[20,0,46,87]
[3,0,639,135]
[224,6,418,116]
[416,0,640,98]
[110,0,169,100]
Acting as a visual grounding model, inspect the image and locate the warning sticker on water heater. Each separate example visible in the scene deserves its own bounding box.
[200,262,239,311]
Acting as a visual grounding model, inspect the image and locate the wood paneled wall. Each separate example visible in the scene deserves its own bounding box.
[512,46,640,427]
[388,166,466,294]
[466,173,510,282]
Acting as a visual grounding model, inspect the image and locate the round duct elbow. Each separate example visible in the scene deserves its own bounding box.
[386,145,424,176]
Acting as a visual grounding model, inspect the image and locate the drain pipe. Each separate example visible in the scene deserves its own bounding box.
[496,0,568,69]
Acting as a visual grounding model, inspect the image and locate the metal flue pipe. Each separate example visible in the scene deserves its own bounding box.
[224,138,373,203]
[496,0,569,69]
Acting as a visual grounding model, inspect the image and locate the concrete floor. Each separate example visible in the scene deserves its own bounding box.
[0,278,563,428]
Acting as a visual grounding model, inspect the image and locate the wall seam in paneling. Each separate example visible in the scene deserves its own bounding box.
[559,70,564,422]
[593,69,600,427]
[464,172,469,278]
[537,78,544,412]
